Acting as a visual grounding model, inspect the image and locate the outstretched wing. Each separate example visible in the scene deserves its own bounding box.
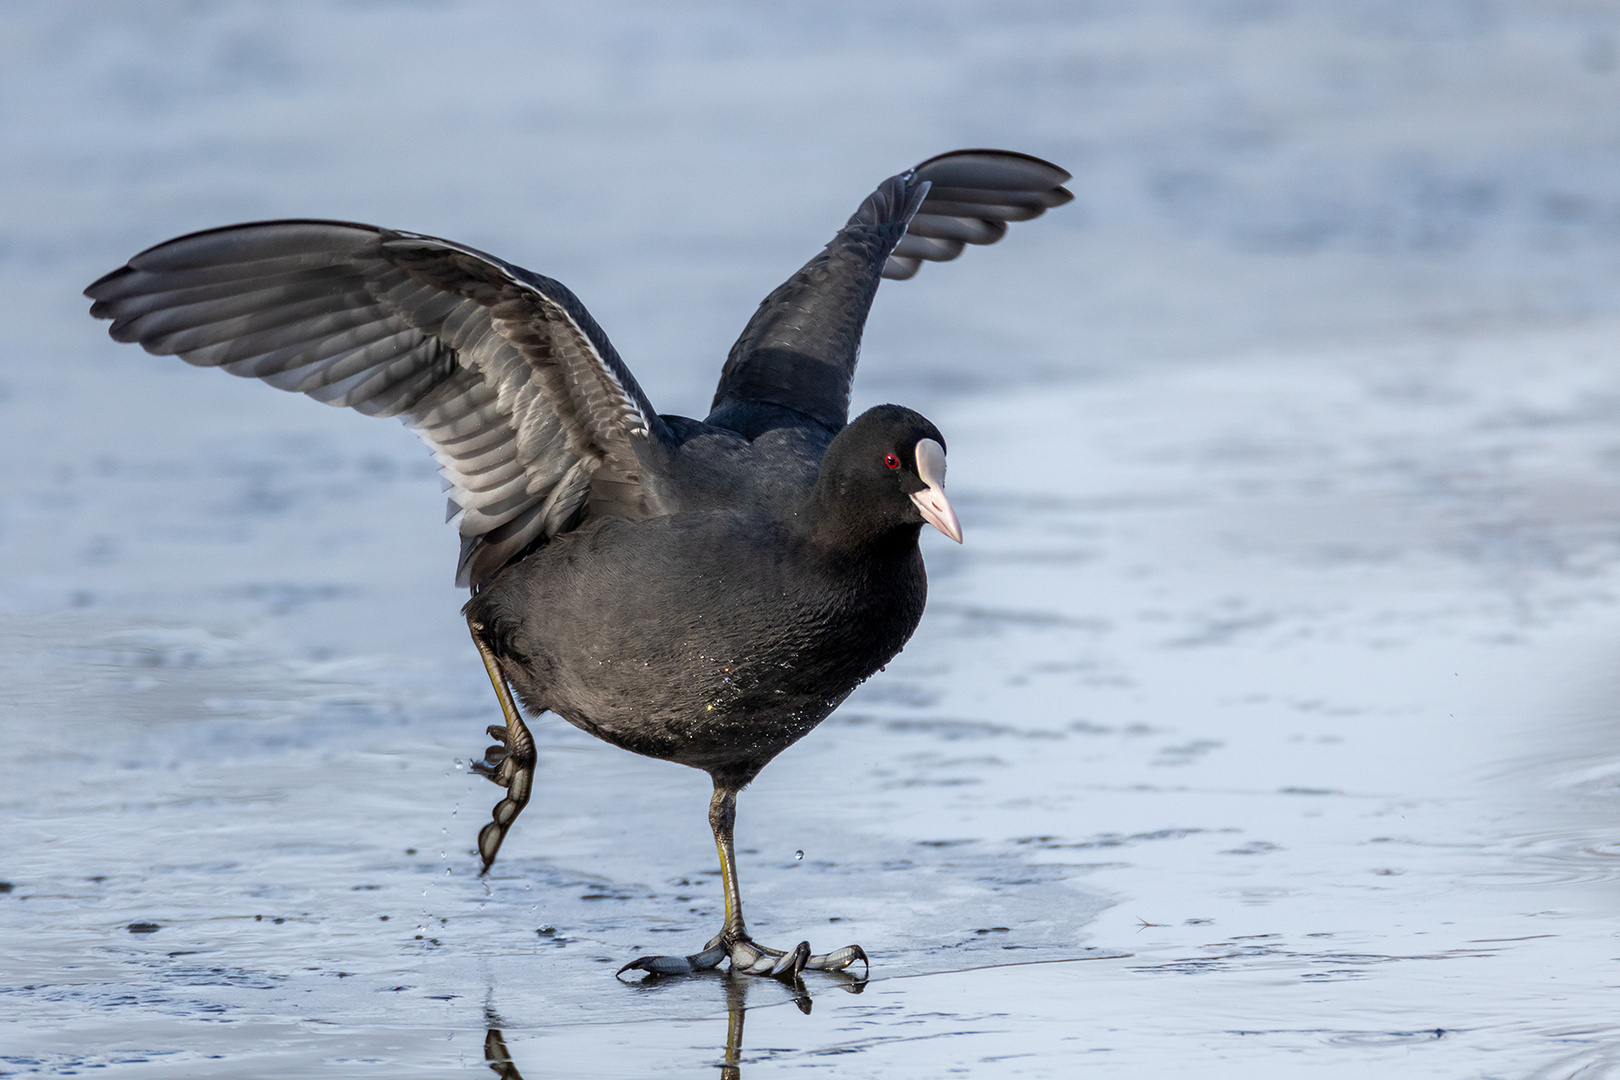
[881,150,1074,281]
[708,149,1072,434]
[86,220,674,588]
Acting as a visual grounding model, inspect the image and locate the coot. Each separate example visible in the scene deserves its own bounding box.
[86,149,1071,979]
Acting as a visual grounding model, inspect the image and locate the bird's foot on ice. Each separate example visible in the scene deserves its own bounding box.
[617,931,868,981]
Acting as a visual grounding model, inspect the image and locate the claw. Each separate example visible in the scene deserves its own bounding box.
[470,726,511,781]
[772,941,811,980]
[805,943,868,974]
[616,954,699,977]
[617,937,728,979]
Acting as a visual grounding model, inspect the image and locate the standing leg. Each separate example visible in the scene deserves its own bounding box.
[618,779,869,980]
[467,614,537,875]
[710,785,747,942]
[708,783,810,978]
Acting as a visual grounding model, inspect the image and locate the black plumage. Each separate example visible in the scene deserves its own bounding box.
[86,149,1071,979]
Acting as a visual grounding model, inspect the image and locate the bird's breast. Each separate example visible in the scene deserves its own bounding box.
[491,512,927,773]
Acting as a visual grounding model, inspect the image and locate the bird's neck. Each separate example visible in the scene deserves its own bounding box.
[800,478,923,560]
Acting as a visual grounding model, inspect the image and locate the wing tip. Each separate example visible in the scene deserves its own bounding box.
[911,148,1073,189]
[84,268,127,305]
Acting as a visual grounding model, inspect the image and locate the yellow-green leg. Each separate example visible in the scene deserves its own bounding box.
[467,614,536,875]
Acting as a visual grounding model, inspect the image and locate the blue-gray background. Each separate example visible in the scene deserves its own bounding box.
[6,3,1620,1076]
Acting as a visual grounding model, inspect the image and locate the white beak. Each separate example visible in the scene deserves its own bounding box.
[908,438,962,543]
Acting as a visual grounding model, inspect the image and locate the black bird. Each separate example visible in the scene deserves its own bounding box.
[86,149,1071,979]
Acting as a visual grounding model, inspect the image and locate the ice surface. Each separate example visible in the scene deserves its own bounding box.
[7,3,1620,1077]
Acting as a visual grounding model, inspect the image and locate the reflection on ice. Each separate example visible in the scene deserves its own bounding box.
[488,971,867,1080]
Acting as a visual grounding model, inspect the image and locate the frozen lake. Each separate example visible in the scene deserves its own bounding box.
[7,3,1620,1076]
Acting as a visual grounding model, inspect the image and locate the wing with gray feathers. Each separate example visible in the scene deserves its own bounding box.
[708,149,1071,434]
[85,220,674,589]
[881,149,1073,281]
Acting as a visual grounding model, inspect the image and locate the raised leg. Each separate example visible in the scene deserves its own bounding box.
[466,614,537,875]
[617,780,870,981]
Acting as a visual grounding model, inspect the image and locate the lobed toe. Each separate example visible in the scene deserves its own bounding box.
[806,943,868,974]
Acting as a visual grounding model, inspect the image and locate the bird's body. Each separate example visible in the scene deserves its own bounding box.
[87,149,1071,979]
[470,497,925,784]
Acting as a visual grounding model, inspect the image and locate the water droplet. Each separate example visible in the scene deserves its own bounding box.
[795,850,804,861]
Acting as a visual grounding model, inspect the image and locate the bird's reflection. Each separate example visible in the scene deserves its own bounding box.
[483,970,866,1078]
[483,1025,523,1080]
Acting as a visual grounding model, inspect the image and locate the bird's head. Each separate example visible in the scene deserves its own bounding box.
[810,405,962,549]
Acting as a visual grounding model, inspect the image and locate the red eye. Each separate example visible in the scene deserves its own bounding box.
[884,453,900,470]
